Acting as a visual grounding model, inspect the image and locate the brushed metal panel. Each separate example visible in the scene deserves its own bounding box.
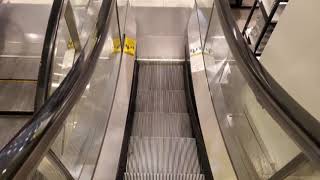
[187,6,237,180]
[135,7,192,36]
[93,6,137,180]
[137,36,186,59]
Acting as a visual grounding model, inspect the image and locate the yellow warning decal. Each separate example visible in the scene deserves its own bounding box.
[113,38,121,53]
[190,47,202,57]
[124,37,136,56]
[67,38,74,49]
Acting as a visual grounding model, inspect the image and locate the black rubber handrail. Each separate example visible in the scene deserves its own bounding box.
[34,0,64,111]
[214,0,320,167]
[0,0,116,179]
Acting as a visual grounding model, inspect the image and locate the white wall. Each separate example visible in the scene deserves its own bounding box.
[260,0,320,122]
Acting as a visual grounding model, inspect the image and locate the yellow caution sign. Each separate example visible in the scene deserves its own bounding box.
[113,38,121,53]
[67,38,74,49]
[190,47,202,57]
[124,37,136,56]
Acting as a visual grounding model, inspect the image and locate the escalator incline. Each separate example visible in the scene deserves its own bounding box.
[124,62,205,179]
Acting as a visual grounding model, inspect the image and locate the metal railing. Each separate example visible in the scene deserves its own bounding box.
[0,0,117,179]
[215,0,320,168]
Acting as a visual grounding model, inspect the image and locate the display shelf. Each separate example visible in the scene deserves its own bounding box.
[242,0,288,55]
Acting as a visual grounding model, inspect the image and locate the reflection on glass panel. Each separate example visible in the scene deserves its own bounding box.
[117,0,129,42]
[50,0,104,97]
[202,6,306,180]
[286,161,320,180]
[50,18,73,95]
[195,0,214,47]
[125,0,194,8]
[50,4,121,179]
[32,155,68,180]
[35,1,121,179]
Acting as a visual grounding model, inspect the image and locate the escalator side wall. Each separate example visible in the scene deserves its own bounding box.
[183,60,214,180]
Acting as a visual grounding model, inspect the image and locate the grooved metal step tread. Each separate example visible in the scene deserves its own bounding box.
[138,64,184,90]
[132,112,192,137]
[135,91,187,113]
[126,137,200,174]
[124,173,205,180]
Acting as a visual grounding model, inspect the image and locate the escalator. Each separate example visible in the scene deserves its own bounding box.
[0,0,320,179]
[0,2,53,151]
[121,61,206,179]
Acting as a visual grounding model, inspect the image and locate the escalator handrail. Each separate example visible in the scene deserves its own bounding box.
[214,0,320,165]
[34,0,63,111]
[0,0,116,178]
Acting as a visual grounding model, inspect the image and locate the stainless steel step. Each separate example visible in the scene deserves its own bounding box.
[138,63,184,90]
[0,81,36,112]
[124,173,205,180]
[135,90,188,113]
[0,57,40,80]
[0,116,29,149]
[132,112,192,137]
[126,137,201,174]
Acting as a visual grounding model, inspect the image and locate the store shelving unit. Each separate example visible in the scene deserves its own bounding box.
[242,0,288,56]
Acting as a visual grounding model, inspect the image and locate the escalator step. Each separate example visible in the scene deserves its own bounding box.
[124,173,205,180]
[0,81,36,112]
[138,63,185,90]
[135,90,188,113]
[132,112,192,137]
[126,137,200,174]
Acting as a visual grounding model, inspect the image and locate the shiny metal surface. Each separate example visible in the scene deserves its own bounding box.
[214,0,320,169]
[195,0,320,178]
[42,0,122,179]
[0,81,36,112]
[34,150,74,180]
[92,51,135,180]
[0,0,117,178]
[93,5,137,180]
[135,7,191,59]
[0,3,51,56]
[187,5,237,180]
[0,116,29,149]
[123,0,194,8]
[35,0,67,110]
[122,62,204,178]
[64,0,82,51]
[135,7,191,36]
[201,5,273,179]
[0,3,53,114]
[137,35,186,59]
[0,57,40,80]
